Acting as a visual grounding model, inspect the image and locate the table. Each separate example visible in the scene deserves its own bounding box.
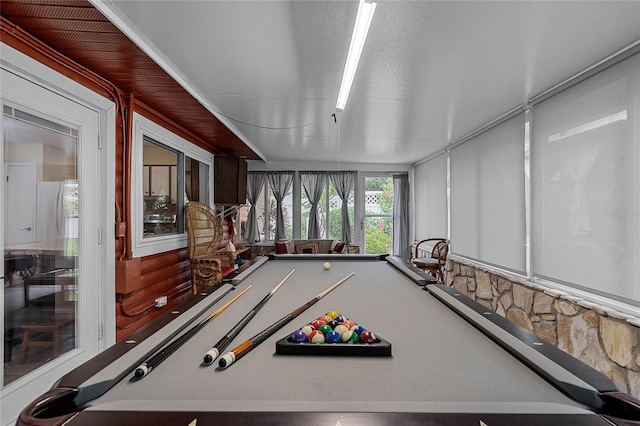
[17,255,640,426]
[23,269,77,307]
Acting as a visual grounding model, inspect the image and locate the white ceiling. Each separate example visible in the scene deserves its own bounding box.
[103,1,640,165]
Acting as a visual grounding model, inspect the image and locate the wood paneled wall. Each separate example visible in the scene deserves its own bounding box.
[116,249,192,341]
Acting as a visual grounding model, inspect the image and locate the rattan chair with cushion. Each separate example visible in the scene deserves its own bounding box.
[411,238,450,284]
[185,201,233,294]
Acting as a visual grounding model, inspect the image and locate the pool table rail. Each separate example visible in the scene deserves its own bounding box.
[426,283,640,422]
[15,255,640,426]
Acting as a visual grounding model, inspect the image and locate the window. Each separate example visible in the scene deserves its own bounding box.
[300,175,354,240]
[132,113,213,257]
[532,52,640,303]
[414,154,448,239]
[450,114,526,273]
[143,138,179,237]
[256,178,293,240]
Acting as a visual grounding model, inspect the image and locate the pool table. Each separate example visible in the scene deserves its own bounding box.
[17,254,640,425]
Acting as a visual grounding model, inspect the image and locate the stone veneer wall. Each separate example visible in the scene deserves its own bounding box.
[444,257,640,398]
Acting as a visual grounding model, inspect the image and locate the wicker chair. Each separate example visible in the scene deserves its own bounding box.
[185,201,234,294]
[411,238,450,284]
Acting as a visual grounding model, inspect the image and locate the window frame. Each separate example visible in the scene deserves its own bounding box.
[131,112,213,257]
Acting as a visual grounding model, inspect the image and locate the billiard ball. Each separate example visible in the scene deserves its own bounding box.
[333,324,349,335]
[342,330,359,343]
[301,325,314,336]
[325,330,342,343]
[327,320,340,329]
[350,325,365,335]
[334,315,345,324]
[318,324,332,335]
[326,311,340,320]
[359,330,377,344]
[319,315,333,324]
[309,330,325,343]
[323,262,331,270]
[310,319,326,329]
[290,330,309,343]
[342,320,355,330]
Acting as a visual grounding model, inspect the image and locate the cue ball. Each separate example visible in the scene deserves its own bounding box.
[323,262,331,270]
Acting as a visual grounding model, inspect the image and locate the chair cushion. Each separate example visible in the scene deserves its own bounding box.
[275,240,295,254]
[412,257,438,266]
[275,241,288,254]
[330,240,346,254]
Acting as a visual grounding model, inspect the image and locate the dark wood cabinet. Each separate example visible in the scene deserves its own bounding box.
[214,156,247,205]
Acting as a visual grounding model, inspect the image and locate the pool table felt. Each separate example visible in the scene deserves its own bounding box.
[82,257,593,414]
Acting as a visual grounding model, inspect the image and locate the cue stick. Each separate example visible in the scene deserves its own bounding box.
[218,272,355,369]
[203,269,295,365]
[134,285,252,378]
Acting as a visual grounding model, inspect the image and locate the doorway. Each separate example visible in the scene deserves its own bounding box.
[1,64,108,425]
[362,175,394,254]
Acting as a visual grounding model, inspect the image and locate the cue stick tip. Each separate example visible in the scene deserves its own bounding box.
[218,352,235,369]
[203,348,219,365]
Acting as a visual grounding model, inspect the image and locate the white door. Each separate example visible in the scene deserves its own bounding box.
[1,68,103,425]
[4,163,36,245]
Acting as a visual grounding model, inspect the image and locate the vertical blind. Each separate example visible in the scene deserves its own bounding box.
[450,114,526,273]
[532,52,640,303]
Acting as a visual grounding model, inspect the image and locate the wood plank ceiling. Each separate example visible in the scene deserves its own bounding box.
[0,0,260,160]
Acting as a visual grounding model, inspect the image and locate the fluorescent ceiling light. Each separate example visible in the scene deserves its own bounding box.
[336,0,377,111]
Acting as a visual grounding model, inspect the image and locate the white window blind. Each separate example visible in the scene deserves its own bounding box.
[450,114,526,273]
[414,153,447,240]
[532,52,640,303]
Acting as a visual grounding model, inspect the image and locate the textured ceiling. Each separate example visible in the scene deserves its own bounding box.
[3,1,640,165]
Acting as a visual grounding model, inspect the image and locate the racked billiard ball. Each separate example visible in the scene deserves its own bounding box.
[325,330,342,343]
[359,330,377,344]
[342,319,355,330]
[350,325,365,336]
[333,324,349,335]
[350,325,365,335]
[326,311,340,320]
[319,315,333,324]
[341,330,359,343]
[301,325,314,336]
[290,329,309,343]
[318,324,332,335]
[311,319,327,329]
[309,330,325,344]
[334,315,345,324]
